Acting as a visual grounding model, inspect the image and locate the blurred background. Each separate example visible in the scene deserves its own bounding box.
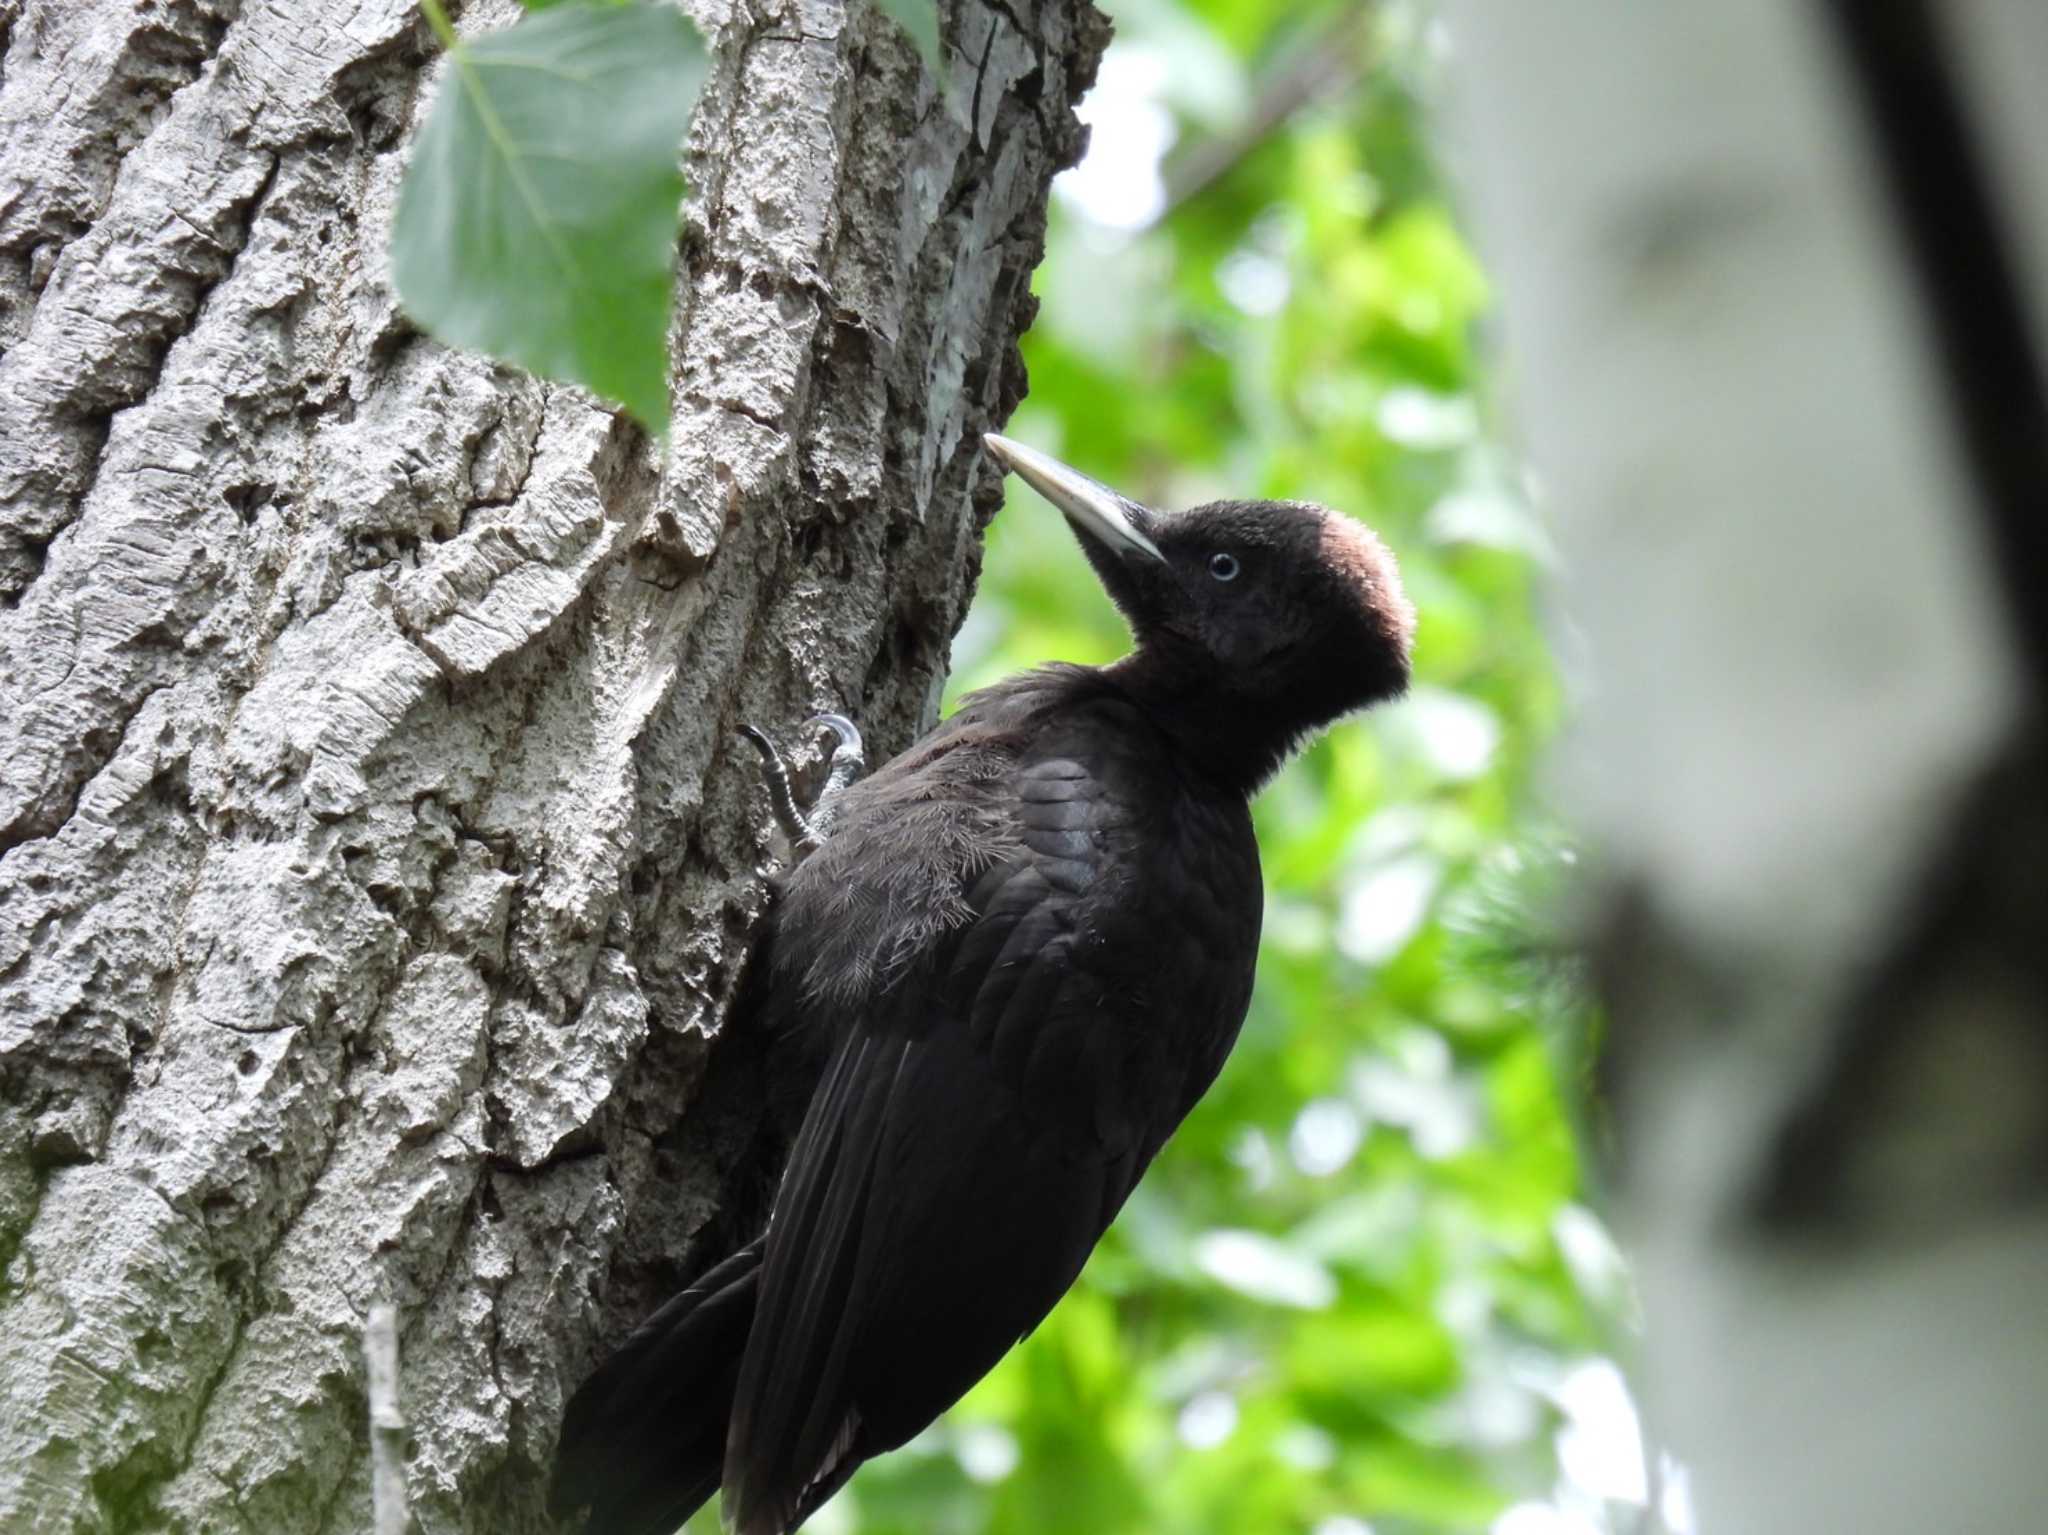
[713,2,1674,1530]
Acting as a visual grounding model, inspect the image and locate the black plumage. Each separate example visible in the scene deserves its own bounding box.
[551,434,1415,1535]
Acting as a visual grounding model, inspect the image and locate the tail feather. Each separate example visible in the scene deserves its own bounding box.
[551,1239,764,1535]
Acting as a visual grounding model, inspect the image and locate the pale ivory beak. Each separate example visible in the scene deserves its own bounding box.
[983,433,1167,563]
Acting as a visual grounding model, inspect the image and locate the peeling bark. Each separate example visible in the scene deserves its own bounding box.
[0,0,1107,1529]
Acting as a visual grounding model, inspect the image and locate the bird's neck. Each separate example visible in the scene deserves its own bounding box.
[1104,647,1305,797]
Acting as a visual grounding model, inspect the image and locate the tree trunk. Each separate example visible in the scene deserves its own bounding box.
[1440,3,2048,1533]
[0,0,1104,1529]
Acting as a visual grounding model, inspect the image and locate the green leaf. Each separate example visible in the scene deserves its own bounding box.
[393,1,706,436]
[875,0,942,74]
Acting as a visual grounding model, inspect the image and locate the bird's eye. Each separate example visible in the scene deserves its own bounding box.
[1208,552,1240,582]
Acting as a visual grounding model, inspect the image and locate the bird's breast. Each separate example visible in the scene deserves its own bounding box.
[1018,755,1263,1139]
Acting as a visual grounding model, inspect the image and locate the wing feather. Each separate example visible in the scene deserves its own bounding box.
[722,686,1257,1535]
[724,1029,916,1534]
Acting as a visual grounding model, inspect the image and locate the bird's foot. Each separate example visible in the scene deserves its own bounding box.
[741,712,865,856]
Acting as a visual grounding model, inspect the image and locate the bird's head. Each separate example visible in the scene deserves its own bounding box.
[984,434,1415,785]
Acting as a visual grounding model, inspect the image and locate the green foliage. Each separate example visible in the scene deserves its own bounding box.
[392,0,705,435]
[687,4,1615,1534]
[873,0,943,74]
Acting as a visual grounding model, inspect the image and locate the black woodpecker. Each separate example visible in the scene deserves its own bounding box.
[550,434,1417,1535]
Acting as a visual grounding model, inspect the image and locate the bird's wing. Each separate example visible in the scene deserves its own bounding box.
[722,742,1219,1535]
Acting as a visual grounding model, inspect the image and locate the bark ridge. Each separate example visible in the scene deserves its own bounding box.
[0,0,1107,1528]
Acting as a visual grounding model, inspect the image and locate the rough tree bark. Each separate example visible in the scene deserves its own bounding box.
[0,0,1106,1529]
[1441,3,2048,1534]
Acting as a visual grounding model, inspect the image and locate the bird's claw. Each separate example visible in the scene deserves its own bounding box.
[806,713,864,842]
[741,713,865,857]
